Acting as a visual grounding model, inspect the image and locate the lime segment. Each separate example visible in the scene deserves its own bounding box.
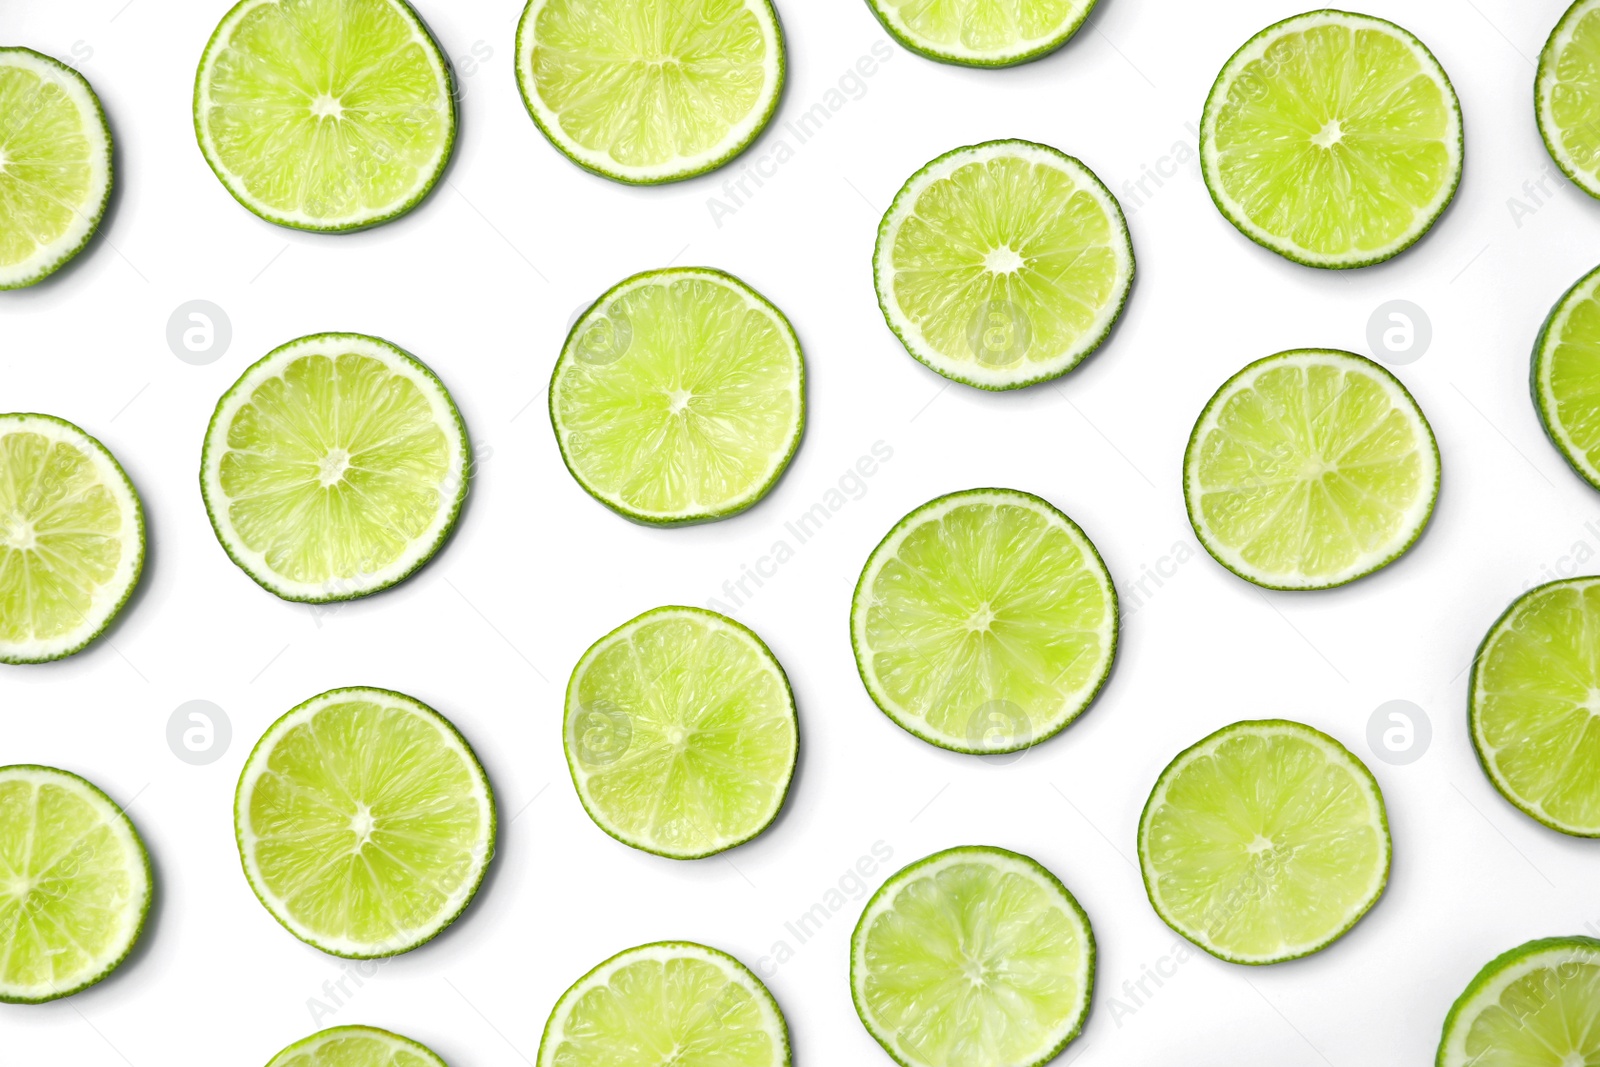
[1534,262,1600,490]
[1539,0,1600,199]
[267,1026,449,1067]
[1437,937,1600,1067]
[864,0,1095,67]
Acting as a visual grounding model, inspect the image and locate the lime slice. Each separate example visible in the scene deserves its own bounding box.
[0,765,150,1003]
[539,941,789,1067]
[1200,10,1463,268]
[1534,262,1600,491]
[194,0,454,231]
[1540,1,1600,199]
[235,687,495,957]
[0,48,112,289]
[267,1026,449,1067]
[0,414,143,664]
[1470,578,1600,837]
[565,606,797,859]
[1437,937,1600,1067]
[550,267,804,525]
[851,846,1094,1067]
[851,488,1116,754]
[1138,719,1390,964]
[1184,349,1439,590]
[201,332,469,603]
[864,0,1095,67]
[874,139,1134,390]
[515,0,784,184]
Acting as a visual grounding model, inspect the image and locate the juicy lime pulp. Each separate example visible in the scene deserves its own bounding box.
[194,0,454,231]
[1470,578,1600,837]
[863,0,1096,67]
[874,139,1134,390]
[515,0,785,184]
[267,1026,449,1067]
[1200,9,1463,268]
[1138,719,1390,964]
[550,267,804,525]
[234,687,495,958]
[1437,937,1600,1067]
[0,48,112,289]
[0,765,150,1003]
[1539,0,1600,199]
[1184,349,1439,590]
[565,606,797,859]
[851,488,1116,753]
[0,414,144,664]
[539,941,790,1067]
[200,332,469,603]
[1534,261,1600,490]
[851,846,1094,1067]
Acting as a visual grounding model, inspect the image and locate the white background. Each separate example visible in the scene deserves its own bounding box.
[4,0,1598,1063]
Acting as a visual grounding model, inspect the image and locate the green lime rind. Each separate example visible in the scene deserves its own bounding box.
[233,686,497,959]
[538,941,791,1067]
[1532,262,1600,491]
[1538,0,1600,200]
[861,0,1097,68]
[265,1025,449,1067]
[850,487,1118,754]
[1199,9,1463,269]
[1137,719,1391,965]
[199,332,470,603]
[549,266,805,526]
[1436,936,1600,1067]
[1182,349,1441,591]
[563,605,799,859]
[873,139,1134,391]
[193,0,456,233]
[0,413,145,665]
[514,0,786,185]
[0,48,113,289]
[850,845,1095,1067]
[0,765,152,1004]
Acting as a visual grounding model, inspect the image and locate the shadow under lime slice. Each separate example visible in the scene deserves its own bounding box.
[235,687,495,958]
[1138,719,1390,964]
[1539,0,1600,199]
[851,846,1094,1067]
[0,765,151,1003]
[1437,937,1600,1067]
[267,1025,449,1067]
[864,0,1096,67]
[194,0,454,231]
[565,606,797,859]
[201,332,469,603]
[0,48,112,289]
[1533,262,1600,490]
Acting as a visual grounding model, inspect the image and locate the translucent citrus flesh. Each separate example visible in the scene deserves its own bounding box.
[1474,581,1600,835]
[199,0,450,224]
[1544,1,1600,190]
[1208,16,1455,261]
[270,1028,445,1067]
[1538,272,1600,483]
[553,273,801,521]
[1446,943,1600,1067]
[873,0,1091,59]
[1141,724,1387,961]
[241,695,490,951]
[856,493,1113,750]
[1189,355,1432,585]
[528,0,771,171]
[0,60,100,273]
[569,611,795,856]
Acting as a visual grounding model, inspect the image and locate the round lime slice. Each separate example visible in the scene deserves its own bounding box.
[1539,1,1600,199]
[851,488,1117,754]
[0,414,144,664]
[267,1026,449,1067]
[0,48,112,289]
[235,687,495,958]
[1533,262,1600,490]
[550,267,804,526]
[1184,349,1439,590]
[874,139,1134,390]
[565,606,797,859]
[0,765,150,1003]
[201,332,469,603]
[194,0,455,231]
[1437,937,1600,1067]
[515,0,784,184]
[851,845,1094,1067]
[864,0,1095,67]
[1138,719,1390,964]
[1201,10,1463,268]
[539,941,790,1067]
[1471,578,1600,837]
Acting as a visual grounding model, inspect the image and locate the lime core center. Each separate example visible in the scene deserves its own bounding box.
[985,246,1025,273]
[666,388,694,415]
[2,513,35,550]
[1310,119,1344,149]
[309,93,344,120]
[318,448,351,486]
